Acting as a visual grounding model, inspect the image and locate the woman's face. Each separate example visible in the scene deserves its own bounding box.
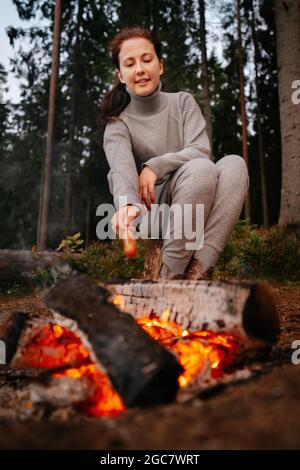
[117,37,164,96]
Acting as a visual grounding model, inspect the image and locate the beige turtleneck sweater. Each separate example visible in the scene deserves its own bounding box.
[103,81,210,211]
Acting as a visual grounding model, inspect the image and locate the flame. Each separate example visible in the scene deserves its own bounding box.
[137,313,240,386]
[18,309,239,417]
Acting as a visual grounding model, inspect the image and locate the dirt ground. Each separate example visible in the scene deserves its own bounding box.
[0,282,299,450]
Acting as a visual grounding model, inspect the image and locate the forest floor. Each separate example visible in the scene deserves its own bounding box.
[0,281,299,450]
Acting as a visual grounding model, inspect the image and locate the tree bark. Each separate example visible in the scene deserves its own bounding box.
[37,0,62,250]
[199,0,214,160]
[275,0,300,227]
[250,0,269,227]
[85,192,91,248]
[237,0,251,220]
[64,0,83,236]
[63,76,77,236]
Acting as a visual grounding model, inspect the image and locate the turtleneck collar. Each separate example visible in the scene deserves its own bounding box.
[124,80,168,116]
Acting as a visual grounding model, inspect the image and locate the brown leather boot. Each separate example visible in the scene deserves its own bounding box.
[183,258,214,281]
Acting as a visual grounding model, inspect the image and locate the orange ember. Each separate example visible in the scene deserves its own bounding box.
[54,364,125,417]
[137,311,240,386]
[18,324,125,417]
[18,309,239,417]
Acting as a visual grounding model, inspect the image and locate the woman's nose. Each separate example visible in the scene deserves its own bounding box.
[135,61,145,74]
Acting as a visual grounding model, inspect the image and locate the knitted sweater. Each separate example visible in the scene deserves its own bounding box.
[103,81,210,211]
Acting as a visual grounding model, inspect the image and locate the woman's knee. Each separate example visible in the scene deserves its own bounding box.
[217,154,249,190]
[181,158,218,182]
[217,154,245,169]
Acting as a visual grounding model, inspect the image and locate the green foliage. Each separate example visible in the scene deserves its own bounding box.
[56,232,84,253]
[32,264,72,288]
[217,220,300,282]
[73,240,146,281]
[33,268,56,288]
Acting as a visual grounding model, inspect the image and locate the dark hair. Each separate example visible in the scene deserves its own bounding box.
[97,26,163,128]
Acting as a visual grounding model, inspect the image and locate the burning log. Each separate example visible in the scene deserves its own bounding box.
[0,249,78,283]
[105,279,280,350]
[8,315,127,416]
[43,276,183,407]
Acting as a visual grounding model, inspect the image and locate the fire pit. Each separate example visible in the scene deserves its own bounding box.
[1,275,280,418]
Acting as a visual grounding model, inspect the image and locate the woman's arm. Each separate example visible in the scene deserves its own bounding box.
[142,93,211,179]
[103,119,145,213]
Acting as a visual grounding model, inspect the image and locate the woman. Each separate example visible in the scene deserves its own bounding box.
[99,27,249,280]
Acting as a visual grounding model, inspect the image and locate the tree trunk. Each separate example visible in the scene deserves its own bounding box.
[63,77,77,236]
[85,192,91,248]
[63,0,83,236]
[275,0,300,227]
[37,0,62,250]
[250,0,269,227]
[150,0,159,30]
[199,0,214,160]
[237,0,251,220]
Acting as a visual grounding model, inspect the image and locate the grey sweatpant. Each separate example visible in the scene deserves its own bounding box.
[138,155,249,277]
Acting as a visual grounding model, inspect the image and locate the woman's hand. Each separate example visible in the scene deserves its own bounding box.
[111,205,140,258]
[111,205,140,238]
[139,166,157,210]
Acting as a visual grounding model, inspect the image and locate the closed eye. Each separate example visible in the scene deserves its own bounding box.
[125,59,152,67]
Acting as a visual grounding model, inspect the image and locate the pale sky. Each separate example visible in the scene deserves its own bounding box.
[0,0,49,103]
[0,0,224,104]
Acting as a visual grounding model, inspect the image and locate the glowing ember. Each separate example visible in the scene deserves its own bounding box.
[18,324,125,417]
[17,324,90,369]
[137,312,240,386]
[112,295,125,310]
[18,309,239,417]
[54,364,125,417]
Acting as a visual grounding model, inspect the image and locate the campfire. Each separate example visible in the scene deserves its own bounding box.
[10,311,240,417]
[2,275,280,418]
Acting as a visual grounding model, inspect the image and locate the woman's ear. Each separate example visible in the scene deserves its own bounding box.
[159,59,164,76]
[117,69,125,84]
